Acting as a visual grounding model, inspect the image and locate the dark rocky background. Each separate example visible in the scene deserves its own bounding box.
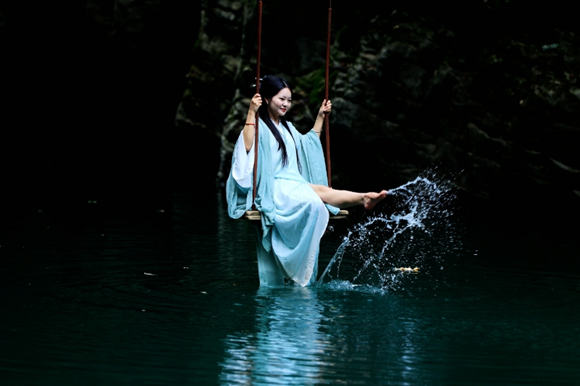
[1,1,579,220]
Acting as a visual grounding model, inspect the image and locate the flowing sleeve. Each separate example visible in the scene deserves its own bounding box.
[226,121,277,250]
[231,132,255,190]
[291,124,340,215]
[226,137,253,219]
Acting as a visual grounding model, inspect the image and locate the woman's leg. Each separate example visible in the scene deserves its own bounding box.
[309,184,388,210]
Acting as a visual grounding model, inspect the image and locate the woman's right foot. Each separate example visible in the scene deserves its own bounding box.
[363,190,388,210]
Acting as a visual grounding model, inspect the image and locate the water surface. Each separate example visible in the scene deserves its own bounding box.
[1,190,579,385]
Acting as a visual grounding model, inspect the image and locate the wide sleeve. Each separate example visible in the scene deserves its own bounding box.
[292,125,340,215]
[226,151,252,219]
[231,132,255,190]
[225,120,277,247]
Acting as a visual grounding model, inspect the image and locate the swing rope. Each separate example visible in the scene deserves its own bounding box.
[252,0,263,210]
[324,0,332,187]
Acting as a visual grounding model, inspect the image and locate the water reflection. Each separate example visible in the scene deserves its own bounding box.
[218,285,435,385]
[219,287,327,385]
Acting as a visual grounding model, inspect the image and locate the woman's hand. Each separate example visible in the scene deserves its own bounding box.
[313,99,331,138]
[317,99,332,118]
[250,93,262,114]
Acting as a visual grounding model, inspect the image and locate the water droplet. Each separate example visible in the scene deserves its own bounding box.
[318,173,460,292]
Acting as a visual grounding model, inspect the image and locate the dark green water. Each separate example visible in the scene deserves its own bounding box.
[1,190,579,385]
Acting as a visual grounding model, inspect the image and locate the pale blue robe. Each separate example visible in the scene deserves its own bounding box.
[226,119,339,287]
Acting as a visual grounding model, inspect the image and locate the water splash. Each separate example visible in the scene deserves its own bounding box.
[318,173,461,291]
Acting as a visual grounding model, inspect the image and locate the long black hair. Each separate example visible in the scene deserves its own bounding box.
[258,75,300,170]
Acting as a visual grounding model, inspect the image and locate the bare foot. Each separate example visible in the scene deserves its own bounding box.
[363,190,388,210]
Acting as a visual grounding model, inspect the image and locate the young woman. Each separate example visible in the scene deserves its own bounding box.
[227,75,387,287]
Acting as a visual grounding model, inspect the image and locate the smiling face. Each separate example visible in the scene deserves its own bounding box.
[266,87,292,122]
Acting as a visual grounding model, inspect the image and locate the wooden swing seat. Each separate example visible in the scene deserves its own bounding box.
[243,210,349,221]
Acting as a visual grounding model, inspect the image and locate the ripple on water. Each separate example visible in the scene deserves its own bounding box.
[2,190,579,386]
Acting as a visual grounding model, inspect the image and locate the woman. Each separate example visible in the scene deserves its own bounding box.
[227,75,387,287]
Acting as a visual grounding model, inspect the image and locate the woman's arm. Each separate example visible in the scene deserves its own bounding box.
[243,93,262,151]
[312,99,331,138]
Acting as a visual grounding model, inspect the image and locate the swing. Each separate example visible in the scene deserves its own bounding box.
[243,1,348,222]
[243,209,349,221]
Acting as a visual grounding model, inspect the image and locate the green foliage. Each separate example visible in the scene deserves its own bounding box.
[177,0,580,204]
[295,68,326,108]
